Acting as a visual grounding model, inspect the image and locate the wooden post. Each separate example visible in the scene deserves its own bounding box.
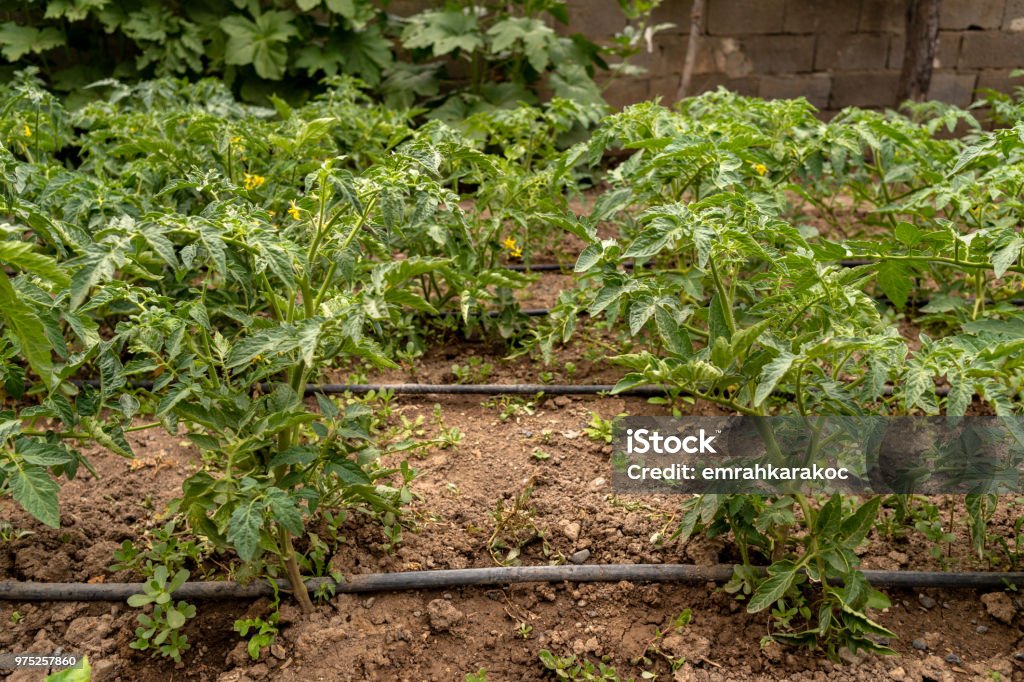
[897,0,942,103]
[677,0,706,101]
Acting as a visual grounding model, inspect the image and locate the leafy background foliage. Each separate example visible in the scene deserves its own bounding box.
[0,0,664,111]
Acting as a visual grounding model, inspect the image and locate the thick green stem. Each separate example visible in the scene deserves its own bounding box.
[708,258,736,335]
[278,526,314,613]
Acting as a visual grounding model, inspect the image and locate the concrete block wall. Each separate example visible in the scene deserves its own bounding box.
[570,0,1024,113]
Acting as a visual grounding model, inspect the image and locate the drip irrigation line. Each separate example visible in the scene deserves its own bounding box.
[436,298,1024,320]
[504,262,643,273]
[74,379,666,397]
[73,379,948,399]
[2,564,1021,602]
[506,259,886,272]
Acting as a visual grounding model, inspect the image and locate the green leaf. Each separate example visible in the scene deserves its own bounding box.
[747,561,799,613]
[624,221,674,259]
[0,241,71,286]
[0,22,64,60]
[611,372,649,393]
[992,238,1023,280]
[165,606,186,629]
[876,260,912,310]
[486,17,555,72]
[294,27,392,84]
[268,446,317,468]
[266,489,305,535]
[893,222,922,247]
[627,297,656,335]
[841,497,881,547]
[16,439,74,467]
[402,10,481,57]
[0,270,55,388]
[754,352,795,407]
[226,326,298,369]
[69,241,129,311]
[654,306,691,357]
[168,569,190,593]
[9,464,60,528]
[228,501,263,562]
[221,11,298,80]
[574,243,602,272]
[902,363,934,412]
[127,593,154,607]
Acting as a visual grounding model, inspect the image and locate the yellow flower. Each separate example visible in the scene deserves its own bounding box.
[243,173,265,191]
[22,125,31,137]
[502,236,523,259]
[753,163,767,176]
[230,135,241,144]
[288,200,301,220]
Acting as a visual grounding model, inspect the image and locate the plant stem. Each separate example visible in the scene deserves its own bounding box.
[278,526,314,613]
[707,258,736,335]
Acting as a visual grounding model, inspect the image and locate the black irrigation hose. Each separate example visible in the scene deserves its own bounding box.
[439,300,1024,319]
[74,379,942,398]
[508,260,867,271]
[74,379,668,398]
[2,564,1022,602]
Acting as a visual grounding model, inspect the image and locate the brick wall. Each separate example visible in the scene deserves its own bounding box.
[571,0,1024,113]
[387,0,1023,112]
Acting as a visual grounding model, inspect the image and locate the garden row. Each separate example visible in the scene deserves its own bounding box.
[3,70,1024,665]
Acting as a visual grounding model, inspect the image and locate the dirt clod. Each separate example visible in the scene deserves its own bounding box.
[426,598,463,633]
[982,592,1016,624]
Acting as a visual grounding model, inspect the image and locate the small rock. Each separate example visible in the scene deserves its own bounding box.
[912,639,928,651]
[563,521,581,543]
[982,592,1016,624]
[91,659,118,682]
[761,640,783,664]
[553,396,571,408]
[889,666,907,682]
[660,633,711,661]
[362,597,375,609]
[64,616,111,646]
[945,653,961,664]
[976,625,989,634]
[521,430,533,438]
[226,640,251,667]
[426,598,463,633]
[270,644,286,660]
[918,594,937,609]
[589,477,606,491]
[570,549,591,564]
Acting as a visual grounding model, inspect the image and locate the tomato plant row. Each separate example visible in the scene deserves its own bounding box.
[2,71,1024,660]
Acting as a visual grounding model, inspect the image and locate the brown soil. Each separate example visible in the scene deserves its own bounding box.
[2,232,1023,681]
[2,338,1023,682]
